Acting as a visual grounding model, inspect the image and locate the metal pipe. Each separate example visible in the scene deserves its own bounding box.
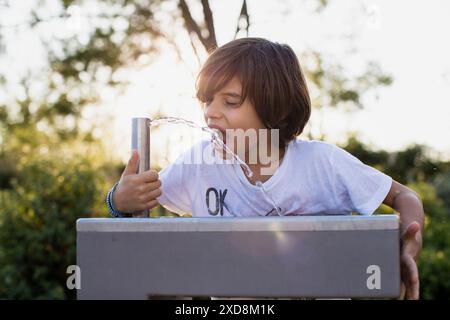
[131,117,151,217]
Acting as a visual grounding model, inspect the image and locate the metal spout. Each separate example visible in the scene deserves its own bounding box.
[131,117,151,217]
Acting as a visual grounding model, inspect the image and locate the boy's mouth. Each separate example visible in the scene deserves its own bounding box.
[208,124,227,144]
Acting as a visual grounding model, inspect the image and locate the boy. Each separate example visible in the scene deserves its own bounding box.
[107,38,424,299]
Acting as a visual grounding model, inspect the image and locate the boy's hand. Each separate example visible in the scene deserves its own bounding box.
[399,221,422,300]
[113,150,162,213]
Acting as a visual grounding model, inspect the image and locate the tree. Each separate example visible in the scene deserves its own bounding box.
[0,0,392,152]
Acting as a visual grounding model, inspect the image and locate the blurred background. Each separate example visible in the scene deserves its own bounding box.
[0,0,449,299]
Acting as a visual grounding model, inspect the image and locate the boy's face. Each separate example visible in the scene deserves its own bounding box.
[203,77,266,153]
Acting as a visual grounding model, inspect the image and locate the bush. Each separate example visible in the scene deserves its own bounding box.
[0,155,109,299]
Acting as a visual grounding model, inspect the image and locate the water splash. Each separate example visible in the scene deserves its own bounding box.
[149,117,254,177]
[148,116,283,216]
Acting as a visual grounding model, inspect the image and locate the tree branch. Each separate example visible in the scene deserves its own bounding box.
[178,0,206,49]
[200,0,217,51]
[178,0,217,53]
[235,0,249,38]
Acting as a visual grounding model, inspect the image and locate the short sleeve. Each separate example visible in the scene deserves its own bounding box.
[157,157,193,216]
[330,145,392,215]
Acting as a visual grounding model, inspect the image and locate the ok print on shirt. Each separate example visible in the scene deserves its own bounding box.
[205,187,230,216]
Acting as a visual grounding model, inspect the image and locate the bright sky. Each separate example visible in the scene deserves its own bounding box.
[1,0,450,164]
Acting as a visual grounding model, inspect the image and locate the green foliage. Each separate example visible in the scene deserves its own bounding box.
[343,136,442,184]
[303,52,393,113]
[0,152,18,189]
[433,170,450,209]
[0,155,110,299]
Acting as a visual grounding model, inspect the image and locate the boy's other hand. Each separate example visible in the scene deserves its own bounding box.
[113,150,162,213]
[399,221,422,300]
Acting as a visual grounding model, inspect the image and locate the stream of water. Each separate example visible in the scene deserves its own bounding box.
[148,116,283,216]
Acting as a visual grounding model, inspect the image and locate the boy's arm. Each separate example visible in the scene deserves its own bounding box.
[383,180,424,300]
[383,180,424,231]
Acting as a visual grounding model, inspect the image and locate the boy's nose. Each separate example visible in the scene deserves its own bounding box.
[204,102,223,120]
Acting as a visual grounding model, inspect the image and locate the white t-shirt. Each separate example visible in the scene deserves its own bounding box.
[156,139,392,217]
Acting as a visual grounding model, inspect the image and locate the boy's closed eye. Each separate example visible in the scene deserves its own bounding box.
[224,99,239,107]
[202,97,240,107]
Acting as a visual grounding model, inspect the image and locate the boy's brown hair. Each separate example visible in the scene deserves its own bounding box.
[196,37,311,145]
